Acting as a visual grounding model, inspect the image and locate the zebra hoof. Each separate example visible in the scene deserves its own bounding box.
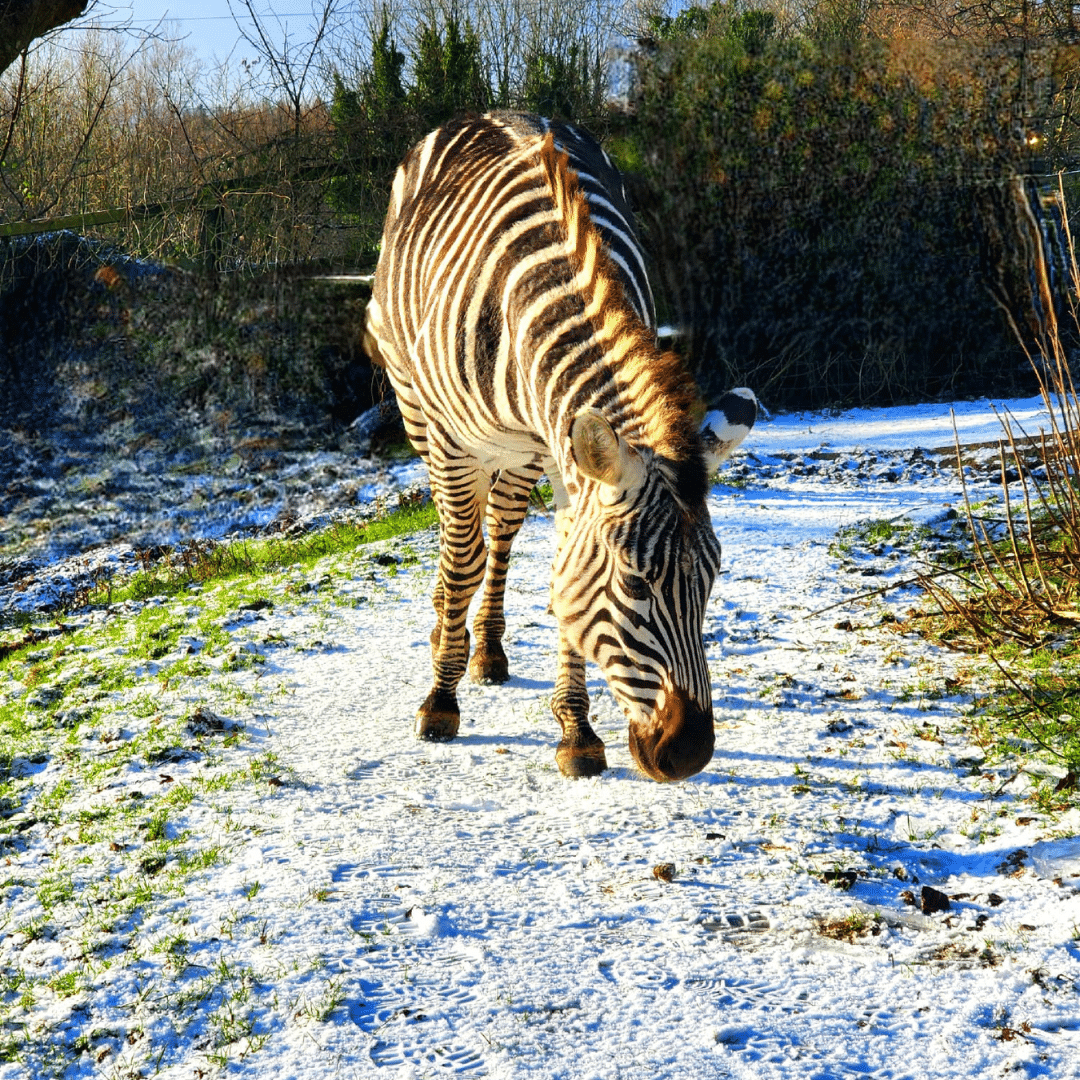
[469,648,509,685]
[555,739,608,778]
[415,692,460,741]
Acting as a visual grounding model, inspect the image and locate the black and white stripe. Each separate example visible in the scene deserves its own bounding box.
[365,111,749,781]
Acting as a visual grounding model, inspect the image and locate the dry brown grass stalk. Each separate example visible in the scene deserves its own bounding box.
[919,175,1080,649]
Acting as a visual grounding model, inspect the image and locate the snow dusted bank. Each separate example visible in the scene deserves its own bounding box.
[0,394,1079,1079]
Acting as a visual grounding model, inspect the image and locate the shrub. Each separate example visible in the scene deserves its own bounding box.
[618,2,1059,408]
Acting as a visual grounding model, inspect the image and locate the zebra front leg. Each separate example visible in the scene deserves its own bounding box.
[545,475,605,775]
[416,461,487,741]
[469,465,543,685]
[551,634,607,777]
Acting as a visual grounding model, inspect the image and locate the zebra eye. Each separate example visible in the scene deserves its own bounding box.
[623,573,652,601]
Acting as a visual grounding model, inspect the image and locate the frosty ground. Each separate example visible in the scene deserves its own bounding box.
[1,394,1079,1080]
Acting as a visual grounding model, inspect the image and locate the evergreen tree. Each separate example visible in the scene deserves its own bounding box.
[410,17,489,129]
[327,14,412,253]
[522,43,602,122]
[367,17,407,123]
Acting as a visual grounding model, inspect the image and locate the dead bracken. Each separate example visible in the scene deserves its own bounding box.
[816,912,881,942]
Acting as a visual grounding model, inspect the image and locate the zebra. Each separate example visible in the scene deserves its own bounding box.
[363,112,755,781]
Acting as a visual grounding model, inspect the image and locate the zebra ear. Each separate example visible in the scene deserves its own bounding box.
[700,387,758,473]
[570,410,644,492]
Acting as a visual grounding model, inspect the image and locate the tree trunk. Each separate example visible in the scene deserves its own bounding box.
[0,0,88,75]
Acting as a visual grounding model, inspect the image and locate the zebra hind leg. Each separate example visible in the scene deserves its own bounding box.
[415,459,487,741]
[551,637,607,777]
[469,465,543,685]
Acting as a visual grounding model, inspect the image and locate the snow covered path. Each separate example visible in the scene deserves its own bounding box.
[3,394,1080,1080]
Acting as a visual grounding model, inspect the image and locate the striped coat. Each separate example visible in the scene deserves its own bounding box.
[364,112,749,781]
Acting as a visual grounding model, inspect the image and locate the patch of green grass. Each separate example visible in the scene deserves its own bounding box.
[46,969,81,998]
[75,807,113,844]
[154,932,190,971]
[713,469,753,489]
[113,873,154,914]
[177,844,225,874]
[247,750,283,783]
[829,518,931,559]
[297,975,345,1022]
[162,782,197,811]
[89,498,438,607]
[220,648,265,673]
[15,915,48,942]
[37,874,75,911]
[969,642,1080,809]
[132,614,184,661]
[129,694,159,719]
[33,778,74,818]
[144,808,169,842]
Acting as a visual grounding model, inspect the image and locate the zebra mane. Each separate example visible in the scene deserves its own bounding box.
[537,133,707,505]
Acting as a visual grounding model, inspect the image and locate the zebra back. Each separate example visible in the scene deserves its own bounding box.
[493,112,656,327]
[368,111,705,497]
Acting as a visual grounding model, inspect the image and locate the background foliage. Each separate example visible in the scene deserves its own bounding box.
[618,2,1073,404]
[2,0,1080,433]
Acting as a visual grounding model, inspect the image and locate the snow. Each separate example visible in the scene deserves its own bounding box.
[752,393,1054,454]
[3,394,1080,1079]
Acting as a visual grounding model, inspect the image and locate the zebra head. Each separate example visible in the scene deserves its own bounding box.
[551,410,723,782]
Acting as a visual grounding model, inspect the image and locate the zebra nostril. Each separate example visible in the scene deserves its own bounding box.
[628,690,714,782]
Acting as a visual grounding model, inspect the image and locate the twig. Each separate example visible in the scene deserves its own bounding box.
[802,559,986,620]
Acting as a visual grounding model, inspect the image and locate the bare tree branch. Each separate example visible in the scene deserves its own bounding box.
[0,50,28,206]
[228,0,341,137]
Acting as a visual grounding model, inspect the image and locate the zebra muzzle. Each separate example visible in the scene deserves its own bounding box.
[628,689,714,782]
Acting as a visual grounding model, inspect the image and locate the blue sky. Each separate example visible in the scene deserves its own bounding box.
[95,1,325,69]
